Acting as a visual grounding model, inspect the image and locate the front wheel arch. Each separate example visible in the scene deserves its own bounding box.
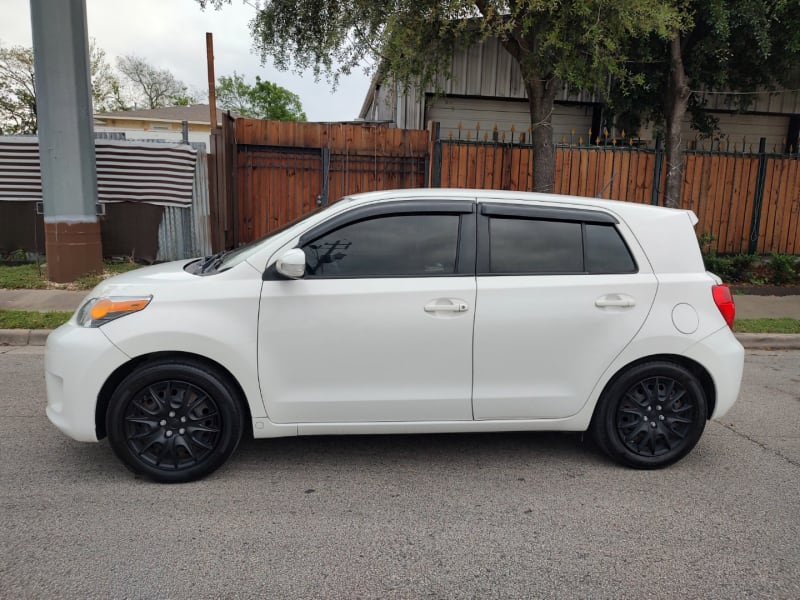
[96,351,253,440]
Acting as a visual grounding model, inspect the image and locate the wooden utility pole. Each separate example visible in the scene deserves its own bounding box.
[206,33,217,129]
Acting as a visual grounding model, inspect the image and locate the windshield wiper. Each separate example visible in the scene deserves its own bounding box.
[198,250,228,274]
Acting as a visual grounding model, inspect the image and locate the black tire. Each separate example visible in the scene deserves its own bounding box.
[591,361,708,469]
[106,359,244,483]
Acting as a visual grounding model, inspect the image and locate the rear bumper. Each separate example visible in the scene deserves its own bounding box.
[685,326,745,419]
[45,323,130,442]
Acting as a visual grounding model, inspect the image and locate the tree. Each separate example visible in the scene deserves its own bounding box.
[116,55,196,109]
[607,0,800,207]
[217,72,306,120]
[0,40,123,134]
[89,44,127,112]
[0,44,36,134]
[199,0,683,193]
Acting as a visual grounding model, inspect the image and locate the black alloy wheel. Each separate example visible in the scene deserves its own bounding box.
[107,359,244,483]
[592,361,708,469]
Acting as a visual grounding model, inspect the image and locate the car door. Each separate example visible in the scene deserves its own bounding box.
[472,202,658,420]
[258,200,477,424]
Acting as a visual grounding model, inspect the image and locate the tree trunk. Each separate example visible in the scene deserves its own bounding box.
[663,32,690,208]
[525,76,559,194]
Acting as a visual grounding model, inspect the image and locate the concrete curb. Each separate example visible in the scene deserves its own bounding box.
[2,329,800,350]
[734,333,800,350]
[0,329,48,346]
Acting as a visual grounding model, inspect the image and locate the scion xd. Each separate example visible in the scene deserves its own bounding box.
[46,190,744,482]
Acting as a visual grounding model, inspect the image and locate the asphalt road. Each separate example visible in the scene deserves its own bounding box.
[1,347,798,599]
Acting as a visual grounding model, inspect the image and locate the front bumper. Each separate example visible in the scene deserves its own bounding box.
[45,322,131,442]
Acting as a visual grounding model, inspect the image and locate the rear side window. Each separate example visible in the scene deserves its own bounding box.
[303,214,460,277]
[490,218,583,273]
[486,217,637,275]
[585,224,637,273]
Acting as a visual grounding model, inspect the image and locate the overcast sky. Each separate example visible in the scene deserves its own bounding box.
[0,0,373,121]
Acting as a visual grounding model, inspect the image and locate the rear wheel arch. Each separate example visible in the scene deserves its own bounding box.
[594,354,716,424]
[95,351,253,440]
[590,355,715,468]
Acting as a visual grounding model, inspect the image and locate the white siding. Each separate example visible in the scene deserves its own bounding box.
[426,96,594,144]
[94,125,210,147]
[637,113,792,151]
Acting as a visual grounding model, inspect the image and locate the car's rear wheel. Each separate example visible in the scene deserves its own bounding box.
[591,361,708,469]
[106,359,244,483]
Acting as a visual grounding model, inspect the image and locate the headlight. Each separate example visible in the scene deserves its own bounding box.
[76,296,152,328]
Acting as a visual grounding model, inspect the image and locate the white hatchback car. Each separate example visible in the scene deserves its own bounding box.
[46,189,744,482]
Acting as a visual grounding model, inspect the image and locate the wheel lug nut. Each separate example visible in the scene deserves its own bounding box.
[656,405,662,411]
[650,422,657,428]
[180,416,187,423]
[165,430,173,437]
[179,428,186,435]
[159,419,167,426]
[169,411,176,418]
[643,416,648,422]
[659,415,665,421]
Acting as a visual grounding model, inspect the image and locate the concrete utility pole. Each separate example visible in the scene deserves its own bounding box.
[30,0,103,282]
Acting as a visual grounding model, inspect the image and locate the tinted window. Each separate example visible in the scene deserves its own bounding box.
[303,214,460,277]
[585,224,636,273]
[490,218,583,273]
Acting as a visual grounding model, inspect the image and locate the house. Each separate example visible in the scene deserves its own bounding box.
[359,37,800,151]
[93,104,227,148]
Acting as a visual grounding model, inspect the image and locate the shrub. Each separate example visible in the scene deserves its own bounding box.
[767,253,798,285]
[728,253,757,282]
[702,253,733,280]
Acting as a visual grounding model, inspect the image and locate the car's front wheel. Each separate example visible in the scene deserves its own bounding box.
[592,361,708,469]
[106,359,244,483]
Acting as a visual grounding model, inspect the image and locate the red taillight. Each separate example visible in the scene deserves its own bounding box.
[712,284,735,329]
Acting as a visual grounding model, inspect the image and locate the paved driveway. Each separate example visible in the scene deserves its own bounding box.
[1,347,798,599]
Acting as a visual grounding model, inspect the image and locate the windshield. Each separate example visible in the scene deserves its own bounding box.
[213,205,329,271]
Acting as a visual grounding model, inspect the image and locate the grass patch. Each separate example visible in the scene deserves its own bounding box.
[0,264,49,289]
[0,260,141,290]
[735,318,800,334]
[0,309,73,329]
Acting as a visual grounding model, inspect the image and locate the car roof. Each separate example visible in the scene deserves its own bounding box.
[340,188,696,223]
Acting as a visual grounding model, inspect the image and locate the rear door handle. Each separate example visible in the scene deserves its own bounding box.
[424,300,469,313]
[595,294,636,308]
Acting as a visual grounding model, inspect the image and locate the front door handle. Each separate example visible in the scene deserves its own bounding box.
[595,294,636,308]
[424,300,469,313]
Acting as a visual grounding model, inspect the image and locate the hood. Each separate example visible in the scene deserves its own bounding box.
[89,259,197,297]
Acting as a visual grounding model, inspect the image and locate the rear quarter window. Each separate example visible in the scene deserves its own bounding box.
[585,224,637,274]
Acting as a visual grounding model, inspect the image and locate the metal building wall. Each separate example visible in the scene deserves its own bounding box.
[157,145,212,261]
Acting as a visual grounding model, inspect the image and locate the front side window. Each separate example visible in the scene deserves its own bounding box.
[302,214,461,277]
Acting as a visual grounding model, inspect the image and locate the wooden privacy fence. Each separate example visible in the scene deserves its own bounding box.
[222,119,428,243]
[433,132,800,255]
[210,119,799,254]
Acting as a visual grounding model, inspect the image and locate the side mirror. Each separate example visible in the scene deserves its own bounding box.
[275,248,307,279]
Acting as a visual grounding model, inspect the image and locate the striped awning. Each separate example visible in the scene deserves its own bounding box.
[0,138,197,207]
